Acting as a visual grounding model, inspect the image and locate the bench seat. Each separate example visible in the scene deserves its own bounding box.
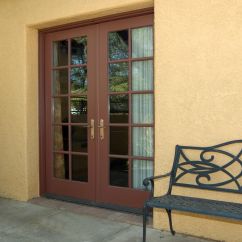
[146,195,242,220]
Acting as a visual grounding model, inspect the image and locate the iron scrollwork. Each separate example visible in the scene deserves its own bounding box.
[174,140,242,193]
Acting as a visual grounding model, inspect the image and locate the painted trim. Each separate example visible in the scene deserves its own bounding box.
[39,7,153,33]
[39,32,46,195]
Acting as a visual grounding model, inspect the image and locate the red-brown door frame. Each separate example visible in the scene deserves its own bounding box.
[39,8,154,209]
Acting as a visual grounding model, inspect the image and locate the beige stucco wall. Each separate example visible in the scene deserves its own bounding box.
[0,0,153,200]
[0,0,241,241]
[154,1,242,241]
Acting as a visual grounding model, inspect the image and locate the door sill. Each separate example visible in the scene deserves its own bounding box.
[44,193,143,215]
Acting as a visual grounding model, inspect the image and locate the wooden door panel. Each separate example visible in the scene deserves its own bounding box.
[98,14,154,208]
[44,25,97,201]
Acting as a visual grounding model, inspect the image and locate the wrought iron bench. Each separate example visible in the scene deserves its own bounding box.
[142,140,242,242]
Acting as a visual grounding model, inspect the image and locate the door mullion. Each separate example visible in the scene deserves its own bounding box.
[68,38,72,181]
[128,28,132,189]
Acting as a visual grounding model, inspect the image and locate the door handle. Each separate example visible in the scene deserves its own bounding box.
[90,119,95,140]
[98,119,105,140]
[83,119,95,139]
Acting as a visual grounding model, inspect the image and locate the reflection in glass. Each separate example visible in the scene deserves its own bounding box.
[71,126,87,152]
[109,62,128,92]
[71,37,87,65]
[132,94,153,124]
[132,60,153,91]
[110,158,128,187]
[132,27,153,58]
[132,127,153,157]
[72,155,88,182]
[53,125,69,151]
[71,97,87,123]
[53,153,69,179]
[110,127,128,155]
[53,40,68,66]
[52,69,68,95]
[132,160,153,190]
[109,30,128,60]
[110,95,128,123]
[71,67,87,94]
[53,97,68,123]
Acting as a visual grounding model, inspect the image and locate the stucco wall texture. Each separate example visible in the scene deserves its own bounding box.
[0,0,241,241]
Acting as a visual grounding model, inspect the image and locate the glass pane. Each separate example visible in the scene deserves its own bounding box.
[71,126,87,152]
[72,155,88,182]
[132,60,153,91]
[71,97,87,123]
[53,69,68,95]
[53,40,68,66]
[53,125,69,151]
[110,95,128,123]
[110,158,128,187]
[132,160,153,190]
[53,153,69,179]
[109,62,128,92]
[53,97,68,123]
[132,27,153,58]
[110,127,128,155]
[71,67,87,94]
[132,127,153,157]
[71,36,87,65]
[132,94,153,124]
[109,30,128,60]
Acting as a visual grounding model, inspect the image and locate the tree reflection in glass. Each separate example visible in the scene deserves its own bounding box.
[109,62,128,92]
[109,95,128,123]
[109,30,128,60]
[71,97,88,123]
[71,67,87,94]
[71,37,87,65]
[53,40,68,66]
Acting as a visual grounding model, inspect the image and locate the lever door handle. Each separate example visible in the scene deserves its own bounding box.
[98,119,105,140]
[82,119,94,139]
[90,119,95,139]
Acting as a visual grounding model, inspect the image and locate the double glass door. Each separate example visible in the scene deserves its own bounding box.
[44,14,154,209]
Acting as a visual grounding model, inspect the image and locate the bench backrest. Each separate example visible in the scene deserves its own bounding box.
[169,140,242,194]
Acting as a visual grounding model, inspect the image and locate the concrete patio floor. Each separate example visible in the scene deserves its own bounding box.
[0,197,213,242]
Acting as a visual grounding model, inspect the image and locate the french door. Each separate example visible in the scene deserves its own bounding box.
[44,14,154,209]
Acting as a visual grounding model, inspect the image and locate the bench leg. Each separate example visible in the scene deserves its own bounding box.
[165,209,175,235]
[143,204,148,242]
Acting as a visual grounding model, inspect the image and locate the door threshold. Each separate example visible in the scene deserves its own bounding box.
[44,193,144,215]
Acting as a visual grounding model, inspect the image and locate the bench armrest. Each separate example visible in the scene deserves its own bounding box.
[143,172,172,195]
